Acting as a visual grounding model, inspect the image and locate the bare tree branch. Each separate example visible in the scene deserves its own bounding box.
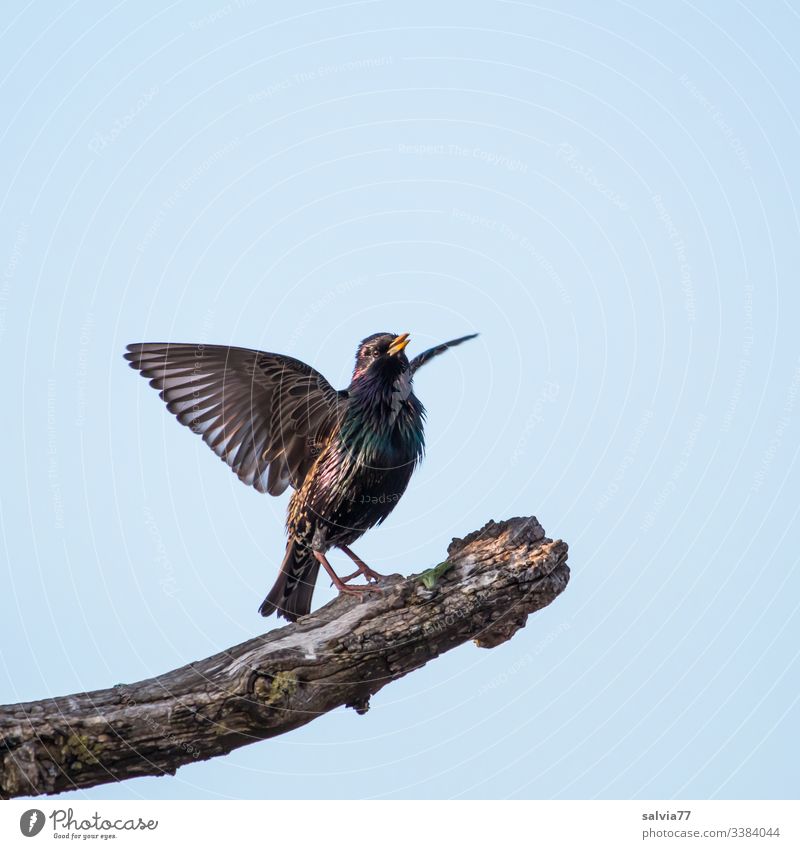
[0,516,569,798]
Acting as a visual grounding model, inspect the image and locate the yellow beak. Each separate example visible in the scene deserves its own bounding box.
[387,332,411,356]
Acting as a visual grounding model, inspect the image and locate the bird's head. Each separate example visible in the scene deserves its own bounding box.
[351,332,411,384]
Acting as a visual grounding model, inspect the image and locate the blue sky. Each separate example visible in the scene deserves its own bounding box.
[0,0,798,799]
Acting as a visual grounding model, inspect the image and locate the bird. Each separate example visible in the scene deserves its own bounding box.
[124,331,478,621]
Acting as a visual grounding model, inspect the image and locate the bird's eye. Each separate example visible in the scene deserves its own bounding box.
[372,349,381,358]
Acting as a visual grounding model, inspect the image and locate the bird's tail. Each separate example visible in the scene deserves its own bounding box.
[259,539,320,622]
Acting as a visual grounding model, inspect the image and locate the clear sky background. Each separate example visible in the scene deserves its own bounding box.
[1,1,798,800]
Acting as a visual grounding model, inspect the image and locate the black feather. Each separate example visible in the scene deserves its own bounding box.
[409,333,479,374]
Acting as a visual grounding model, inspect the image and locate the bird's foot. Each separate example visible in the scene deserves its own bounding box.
[315,549,384,596]
[338,544,389,584]
[333,581,384,597]
[338,565,388,584]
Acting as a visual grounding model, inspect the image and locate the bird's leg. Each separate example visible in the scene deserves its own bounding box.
[314,550,382,596]
[338,545,389,583]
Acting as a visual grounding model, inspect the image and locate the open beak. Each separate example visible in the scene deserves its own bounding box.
[387,332,411,356]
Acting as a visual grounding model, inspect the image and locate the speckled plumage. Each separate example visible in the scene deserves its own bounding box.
[124,331,477,621]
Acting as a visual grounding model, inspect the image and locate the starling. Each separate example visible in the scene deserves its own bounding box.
[124,331,478,621]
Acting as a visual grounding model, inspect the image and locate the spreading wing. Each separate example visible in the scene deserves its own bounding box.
[409,333,479,374]
[124,343,345,495]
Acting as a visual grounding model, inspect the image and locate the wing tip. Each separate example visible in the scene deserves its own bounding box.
[410,332,480,372]
[124,342,147,365]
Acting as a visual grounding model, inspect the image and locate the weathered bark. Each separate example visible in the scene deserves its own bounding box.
[0,516,569,798]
